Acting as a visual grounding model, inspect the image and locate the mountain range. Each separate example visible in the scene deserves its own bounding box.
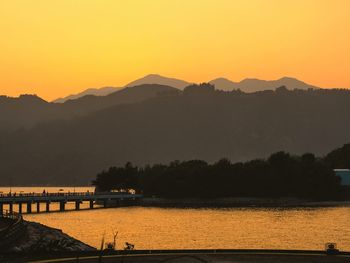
[1,83,350,185]
[52,74,319,103]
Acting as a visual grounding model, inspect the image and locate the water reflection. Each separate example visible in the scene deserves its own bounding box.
[23,206,350,251]
[2,187,349,251]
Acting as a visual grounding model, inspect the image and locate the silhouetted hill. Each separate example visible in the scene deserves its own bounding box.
[0,94,60,131]
[61,84,180,116]
[53,87,120,103]
[1,87,350,185]
[0,84,179,131]
[209,77,319,92]
[209,78,239,91]
[125,74,191,89]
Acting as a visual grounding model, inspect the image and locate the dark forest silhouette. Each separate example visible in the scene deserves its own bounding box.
[92,144,350,200]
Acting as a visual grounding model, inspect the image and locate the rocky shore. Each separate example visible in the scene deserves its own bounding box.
[6,220,96,252]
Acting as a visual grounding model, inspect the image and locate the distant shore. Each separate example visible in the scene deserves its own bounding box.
[2,185,350,209]
[140,197,350,208]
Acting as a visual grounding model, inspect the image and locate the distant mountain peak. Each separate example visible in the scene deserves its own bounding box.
[276,76,307,84]
[125,74,191,90]
[278,76,298,81]
[208,78,238,91]
[18,94,48,103]
[144,73,162,77]
[210,77,236,83]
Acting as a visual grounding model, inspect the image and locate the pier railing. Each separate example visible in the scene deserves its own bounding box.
[0,191,142,201]
[0,191,94,198]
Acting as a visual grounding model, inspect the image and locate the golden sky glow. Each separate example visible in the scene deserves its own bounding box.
[1,0,350,101]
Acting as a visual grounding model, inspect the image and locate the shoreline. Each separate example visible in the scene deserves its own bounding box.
[3,249,350,262]
[1,186,349,208]
[139,197,350,208]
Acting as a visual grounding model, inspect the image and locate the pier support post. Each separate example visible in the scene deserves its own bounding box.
[89,200,94,209]
[59,201,65,212]
[27,202,32,213]
[75,201,81,210]
[36,202,40,213]
[18,203,22,214]
[9,203,13,213]
[0,203,3,215]
[46,202,50,212]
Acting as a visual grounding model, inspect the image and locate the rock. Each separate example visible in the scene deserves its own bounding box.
[7,220,96,252]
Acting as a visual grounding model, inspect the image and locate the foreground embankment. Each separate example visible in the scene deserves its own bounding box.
[3,250,350,263]
[2,220,96,253]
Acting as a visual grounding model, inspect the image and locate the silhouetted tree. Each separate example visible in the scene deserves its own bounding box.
[325,143,350,168]
[92,162,139,192]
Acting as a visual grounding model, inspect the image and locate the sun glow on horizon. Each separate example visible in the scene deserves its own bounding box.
[1,0,350,101]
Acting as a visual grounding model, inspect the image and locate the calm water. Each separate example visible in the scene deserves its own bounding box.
[2,187,350,251]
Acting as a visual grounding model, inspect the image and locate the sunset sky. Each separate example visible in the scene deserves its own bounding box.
[1,0,350,101]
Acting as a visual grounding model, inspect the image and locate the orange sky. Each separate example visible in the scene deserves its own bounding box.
[1,0,350,101]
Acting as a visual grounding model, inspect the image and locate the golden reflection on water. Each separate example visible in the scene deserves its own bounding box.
[23,207,350,251]
[2,187,349,251]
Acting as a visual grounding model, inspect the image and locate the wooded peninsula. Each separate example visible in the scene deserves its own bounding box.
[92,144,350,200]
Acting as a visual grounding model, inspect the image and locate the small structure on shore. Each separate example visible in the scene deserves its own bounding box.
[105,231,118,251]
[334,169,350,186]
[325,243,340,255]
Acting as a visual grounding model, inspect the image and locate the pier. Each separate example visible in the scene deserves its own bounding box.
[0,192,142,214]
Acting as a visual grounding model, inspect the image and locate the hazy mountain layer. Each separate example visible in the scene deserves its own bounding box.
[52,74,321,103]
[53,74,190,103]
[209,77,318,92]
[53,87,120,103]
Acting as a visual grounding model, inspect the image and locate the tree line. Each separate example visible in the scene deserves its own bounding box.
[92,144,350,200]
